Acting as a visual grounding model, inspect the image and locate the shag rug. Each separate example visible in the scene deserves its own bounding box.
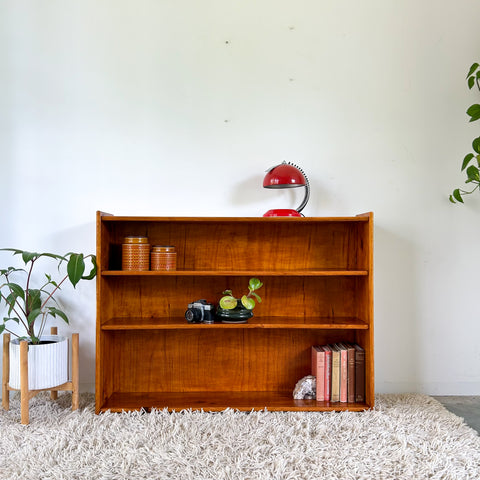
[0,393,479,480]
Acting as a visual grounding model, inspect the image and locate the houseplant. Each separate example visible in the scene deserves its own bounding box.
[450,62,480,203]
[0,248,96,389]
[216,277,263,323]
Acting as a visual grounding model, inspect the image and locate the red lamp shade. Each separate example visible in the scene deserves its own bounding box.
[263,163,307,188]
[262,161,310,217]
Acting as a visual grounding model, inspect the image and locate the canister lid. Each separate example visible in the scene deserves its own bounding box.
[124,236,149,244]
[151,245,176,252]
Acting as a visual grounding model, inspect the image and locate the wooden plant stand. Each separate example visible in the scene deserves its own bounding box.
[2,327,79,424]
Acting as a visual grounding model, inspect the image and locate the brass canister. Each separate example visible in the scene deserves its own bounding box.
[151,245,176,271]
[122,236,150,271]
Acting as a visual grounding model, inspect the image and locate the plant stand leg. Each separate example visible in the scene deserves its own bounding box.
[20,340,29,425]
[50,327,58,401]
[7,332,78,424]
[2,333,10,411]
[72,333,79,410]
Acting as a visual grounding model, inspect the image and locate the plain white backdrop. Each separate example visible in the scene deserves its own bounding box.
[1,0,480,395]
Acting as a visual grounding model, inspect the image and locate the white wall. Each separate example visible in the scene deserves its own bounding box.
[1,0,480,395]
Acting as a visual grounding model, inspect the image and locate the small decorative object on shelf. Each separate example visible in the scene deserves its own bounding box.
[293,375,316,400]
[185,299,215,324]
[122,236,150,271]
[216,277,263,323]
[215,302,253,323]
[151,245,176,271]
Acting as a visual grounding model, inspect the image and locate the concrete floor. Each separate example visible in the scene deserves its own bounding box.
[434,396,480,434]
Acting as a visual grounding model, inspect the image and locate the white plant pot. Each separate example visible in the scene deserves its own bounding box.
[9,335,69,390]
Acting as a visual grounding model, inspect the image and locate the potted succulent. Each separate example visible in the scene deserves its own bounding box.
[0,248,96,389]
[216,277,263,323]
[450,62,480,203]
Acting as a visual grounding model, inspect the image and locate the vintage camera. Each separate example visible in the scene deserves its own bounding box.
[185,299,215,324]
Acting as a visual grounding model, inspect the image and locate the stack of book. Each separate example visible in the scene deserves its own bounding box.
[311,343,365,403]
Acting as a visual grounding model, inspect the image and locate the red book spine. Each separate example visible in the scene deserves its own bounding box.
[323,346,332,402]
[339,345,348,402]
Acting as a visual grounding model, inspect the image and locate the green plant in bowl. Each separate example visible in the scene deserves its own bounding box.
[219,277,263,310]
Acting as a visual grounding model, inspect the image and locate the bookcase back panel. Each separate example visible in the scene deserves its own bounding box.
[101,276,365,320]
[103,329,360,394]
[102,221,368,271]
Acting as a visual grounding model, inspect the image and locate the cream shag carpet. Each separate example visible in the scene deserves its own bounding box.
[0,393,479,479]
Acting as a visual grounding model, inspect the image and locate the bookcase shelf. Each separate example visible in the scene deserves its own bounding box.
[95,212,374,413]
[102,391,370,413]
[101,269,369,276]
[101,316,370,330]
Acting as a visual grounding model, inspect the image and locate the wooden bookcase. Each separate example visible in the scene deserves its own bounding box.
[95,212,374,413]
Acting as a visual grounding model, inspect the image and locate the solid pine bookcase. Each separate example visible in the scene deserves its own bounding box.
[95,211,374,413]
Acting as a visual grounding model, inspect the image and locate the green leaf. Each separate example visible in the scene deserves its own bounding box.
[219,295,237,309]
[248,278,263,291]
[38,252,66,261]
[251,292,262,303]
[27,289,42,311]
[0,324,5,335]
[8,282,25,300]
[27,308,42,326]
[47,307,69,324]
[468,76,476,89]
[466,165,480,182]
[473,137,480,154]
[0,248,26,259]
[0,266,24,276]
[21,251,39,263]
[241,295,255,310]
[5,294,17,314]
[81,255,97,280]
[467,63,479,78]
[462,153,475,170]
[453,189,464,203]
[3,316,20,324]
[467,104,480,122]
[67,253,85,288]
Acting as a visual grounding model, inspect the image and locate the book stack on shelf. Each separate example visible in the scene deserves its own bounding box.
[311,343,365,403]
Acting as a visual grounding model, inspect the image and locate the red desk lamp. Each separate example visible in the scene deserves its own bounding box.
[263,161,310,217]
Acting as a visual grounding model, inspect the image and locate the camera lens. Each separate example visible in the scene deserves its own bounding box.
[185,309,202,323]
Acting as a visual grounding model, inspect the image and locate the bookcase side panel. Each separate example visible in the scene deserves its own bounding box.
[353,213,374,407]
[96,213,115,411]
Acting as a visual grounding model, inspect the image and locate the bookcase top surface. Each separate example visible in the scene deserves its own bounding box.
[98,212,372,223]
